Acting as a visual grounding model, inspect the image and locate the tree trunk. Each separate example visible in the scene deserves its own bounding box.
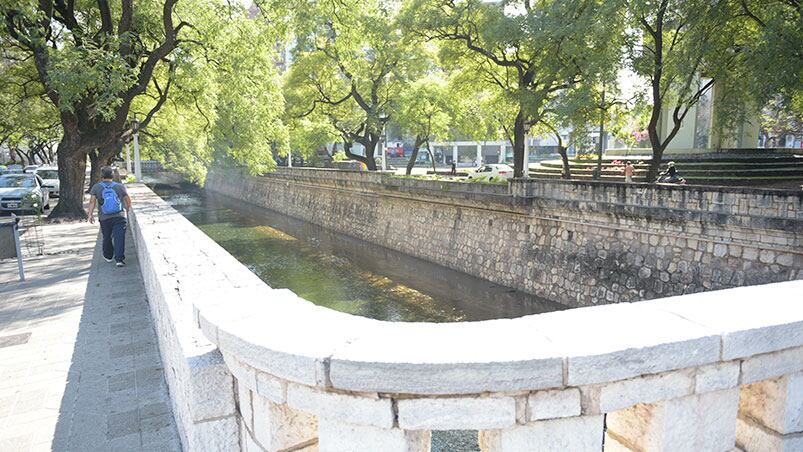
[88,141,122,188]
[88,151,101,192]
[426,141,437,175]
[512,109,527,178]
[49,144,88,220]
[646,116,664,182]
[558,146,571,179]
[406,136,425,175]
[360,137,379,171]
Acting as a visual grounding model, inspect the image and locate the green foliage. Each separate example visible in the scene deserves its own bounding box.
[332,150,348,162]
[133,2,287,182]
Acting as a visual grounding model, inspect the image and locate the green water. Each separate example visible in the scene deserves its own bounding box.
[153,182,564,323]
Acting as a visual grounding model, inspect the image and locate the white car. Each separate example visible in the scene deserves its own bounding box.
[467,163,515,181]
[35,166,60,197]
[24,164,40,173]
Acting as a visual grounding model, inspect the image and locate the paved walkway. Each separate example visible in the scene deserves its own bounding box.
[0,220,181,451]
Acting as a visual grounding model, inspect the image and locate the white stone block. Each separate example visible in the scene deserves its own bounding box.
[741,346,803,384]
[567,336,719,386]
[318,419,430,452]
[695,361,740,393]
[286,383,394,428]
[256,370,287,404]
[739,372,803,434]
[329,320,563,394]
[737,416,803,452]
[224,352,257,392]
[603,432,635,451]
[527,388,581,421]
[606,388,738,452]
[238,383,254,431]
[240,419,264,452]
[642,281,803,360]
[187,415,240,452]
[584,369,694,414]
[188,350,237,422]
[397,396,516,430]
[252,395,318,452]
[479,415,603,451]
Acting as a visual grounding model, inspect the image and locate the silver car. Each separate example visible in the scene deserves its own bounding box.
[0,174,51,214]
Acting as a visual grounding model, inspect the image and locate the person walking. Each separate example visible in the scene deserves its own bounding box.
[624,161,635,183]
[87,166,132,267]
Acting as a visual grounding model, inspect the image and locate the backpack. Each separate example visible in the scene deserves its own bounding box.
[100,182,123,215]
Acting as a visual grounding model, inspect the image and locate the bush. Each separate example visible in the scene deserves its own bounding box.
[575,153,596,161]
[332,150,348,162]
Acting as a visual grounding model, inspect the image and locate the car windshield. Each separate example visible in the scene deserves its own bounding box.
[0,176,36,188]
[37,170,59,179]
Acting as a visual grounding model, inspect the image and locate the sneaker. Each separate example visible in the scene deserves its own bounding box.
[116,261,125,267]
[104,257,114,263]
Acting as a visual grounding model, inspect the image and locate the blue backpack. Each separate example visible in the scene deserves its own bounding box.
[100,182,123,215]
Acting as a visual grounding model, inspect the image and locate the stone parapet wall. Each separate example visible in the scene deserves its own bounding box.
[128,182,803,451]
[129,184,252,451]
[207,167,802,307]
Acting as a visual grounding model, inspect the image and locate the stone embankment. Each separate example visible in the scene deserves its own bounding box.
[206,167,802,307]
[128,182,803,451]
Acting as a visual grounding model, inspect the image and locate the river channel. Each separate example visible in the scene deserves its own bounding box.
[152,181,565,450]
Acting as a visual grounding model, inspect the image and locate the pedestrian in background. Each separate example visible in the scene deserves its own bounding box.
[624,161,635,183]
[87,166,132,267]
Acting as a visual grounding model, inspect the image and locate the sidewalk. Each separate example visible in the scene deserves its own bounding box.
[0,221,180,451]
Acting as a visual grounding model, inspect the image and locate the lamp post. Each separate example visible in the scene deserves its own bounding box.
[125,141,131,173]
[132,117,142,181]
[380,127,387,172]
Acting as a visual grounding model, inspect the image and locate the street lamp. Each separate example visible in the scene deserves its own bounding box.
[132,117,142,181]
[380,126,387,172]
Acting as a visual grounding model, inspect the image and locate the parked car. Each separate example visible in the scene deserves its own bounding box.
[24,164,40,173]
[0,173,50,214]
[35,166,60,197]
[5,164,23,173]
[466,164,515,181]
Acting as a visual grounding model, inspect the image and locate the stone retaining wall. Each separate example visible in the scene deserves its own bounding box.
[206,167,802,307]
[129,181,803,451]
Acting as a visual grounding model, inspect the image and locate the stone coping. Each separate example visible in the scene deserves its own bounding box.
[511,176,803,197]
[129,183,803,397]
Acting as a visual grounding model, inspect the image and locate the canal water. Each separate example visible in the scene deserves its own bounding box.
[152,181,565,451]
[152,182,564,322]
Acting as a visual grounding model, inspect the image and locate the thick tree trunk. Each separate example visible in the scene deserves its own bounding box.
[512,110,527,178]
[88,141,122,189]
[49,145,88,220]
[406,136,425,175]
[88,151,101,192]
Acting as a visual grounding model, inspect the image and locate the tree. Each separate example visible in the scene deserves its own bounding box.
[138,6,288,183]
[281,0,419,170]
[396,75,454,175]
[404,0,625,178]
[760,94,803,147]
[629,0,736,181]
[1,0,202,218]
[0,50,61,165]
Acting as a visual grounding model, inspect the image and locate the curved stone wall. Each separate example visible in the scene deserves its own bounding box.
[129,182,803,451]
